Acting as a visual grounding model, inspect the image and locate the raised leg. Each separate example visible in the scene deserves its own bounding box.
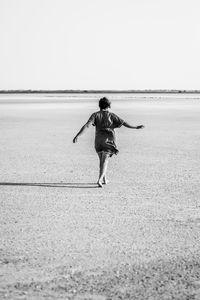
[102,176,109,185]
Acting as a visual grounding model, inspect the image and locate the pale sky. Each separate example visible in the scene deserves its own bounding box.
[0,0,200,90]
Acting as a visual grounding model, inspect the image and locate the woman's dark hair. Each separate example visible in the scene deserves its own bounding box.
[99,97,111,109]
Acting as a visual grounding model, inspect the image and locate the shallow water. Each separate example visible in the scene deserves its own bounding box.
[0,92,200,111]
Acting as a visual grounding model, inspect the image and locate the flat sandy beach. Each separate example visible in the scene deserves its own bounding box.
[0,94,200,299]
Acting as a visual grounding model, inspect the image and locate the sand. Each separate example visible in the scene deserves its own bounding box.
[0,94,200,299]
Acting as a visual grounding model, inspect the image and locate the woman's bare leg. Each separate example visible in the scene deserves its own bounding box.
[97,152,102,183]
[102,176,109,184]
[97,152,110,187]
[97,152,103,187]
[102,152,111,184]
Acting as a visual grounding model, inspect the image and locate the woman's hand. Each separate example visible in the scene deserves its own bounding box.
[73,136,78,143]
[136,125,145,129]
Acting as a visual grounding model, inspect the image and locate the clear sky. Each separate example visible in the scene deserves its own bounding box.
[0,0,200,90]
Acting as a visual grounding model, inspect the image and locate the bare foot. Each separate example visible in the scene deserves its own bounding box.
[97,181,103,188]
[102,178,109,185]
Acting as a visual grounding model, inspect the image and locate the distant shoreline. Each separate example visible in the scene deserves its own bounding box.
[1,90,200,94]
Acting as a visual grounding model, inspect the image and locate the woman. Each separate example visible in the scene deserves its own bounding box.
[73,97,144,187]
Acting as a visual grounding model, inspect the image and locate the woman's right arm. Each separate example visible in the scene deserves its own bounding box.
[73,122,90,143]
[123,122,144,129]
[73,113,96,143]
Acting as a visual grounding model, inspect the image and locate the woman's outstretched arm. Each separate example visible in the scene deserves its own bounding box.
[73,122,91,143]
[123,122,144,129]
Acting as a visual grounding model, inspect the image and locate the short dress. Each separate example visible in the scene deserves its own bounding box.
[86,110,124,156]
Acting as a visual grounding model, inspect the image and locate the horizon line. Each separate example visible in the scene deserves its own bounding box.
[1,89,200,94]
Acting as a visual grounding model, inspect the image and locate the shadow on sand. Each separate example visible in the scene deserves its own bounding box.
[0,182,99,189]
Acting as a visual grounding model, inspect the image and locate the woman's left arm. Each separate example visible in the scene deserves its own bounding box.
[123,122,145,129]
